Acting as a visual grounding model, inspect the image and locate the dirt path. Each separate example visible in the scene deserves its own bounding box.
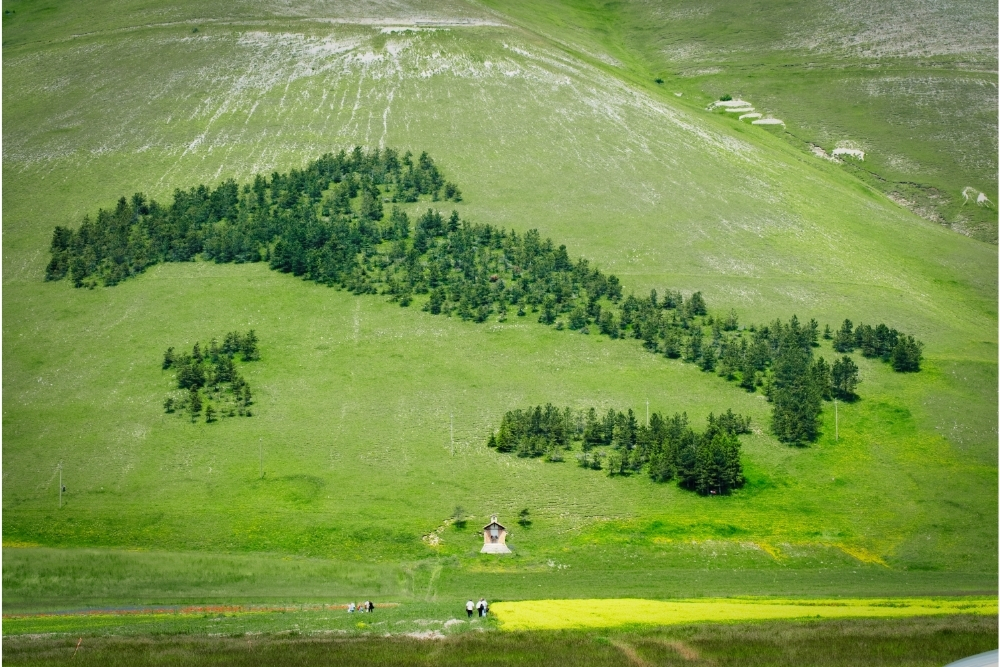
[3,602,399,619]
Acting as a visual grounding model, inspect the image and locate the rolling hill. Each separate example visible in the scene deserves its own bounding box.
[2,0,996,609]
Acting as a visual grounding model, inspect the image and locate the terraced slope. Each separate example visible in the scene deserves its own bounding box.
[2,0,996,602]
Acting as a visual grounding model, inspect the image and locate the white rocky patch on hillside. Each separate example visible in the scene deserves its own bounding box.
[832,148,864,160]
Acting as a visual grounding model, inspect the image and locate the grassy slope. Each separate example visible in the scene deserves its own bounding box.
[2,0,996,605]
[479,0,999,242]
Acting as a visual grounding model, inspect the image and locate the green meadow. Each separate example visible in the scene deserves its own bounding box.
[2,0,997,660]
[4,616,998,666]
[485,0,999,241]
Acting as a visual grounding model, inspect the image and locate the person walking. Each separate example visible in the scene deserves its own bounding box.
[477,598,486,617]
[367,600,374,613]
[483,599,489,617]
[466,599,475,618]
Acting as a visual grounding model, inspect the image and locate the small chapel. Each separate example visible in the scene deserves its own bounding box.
[480,515,511,554]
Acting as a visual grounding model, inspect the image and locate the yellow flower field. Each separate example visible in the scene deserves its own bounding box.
[491,597,998,631]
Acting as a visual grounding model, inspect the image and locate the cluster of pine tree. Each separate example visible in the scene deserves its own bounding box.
[162,331,258,423]
[830,319,922,372]
[46,147,924,445]
[44,148,459,288]
[486,405,749,495]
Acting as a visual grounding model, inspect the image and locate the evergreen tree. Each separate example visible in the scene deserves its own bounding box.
[205,403,216,423]
[700,346,716,372]
[891,335,923,372]
[686,291,707,316]
[427,287,445,315]
[663,330,681,358]
[771,332,822,445]
[832,319,855,352]
[807,319,820,347]
[831,355,860,399]
[683,328,703,362]
[241,330,259,360]
[605,450,625,476]
[360,187,383,221]
[582,408,601,450]
[811,356,832,400]
[739,361,757,392]
[189,389,203,422]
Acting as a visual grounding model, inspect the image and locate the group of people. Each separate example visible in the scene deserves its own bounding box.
[347,600,375,613]
[465,598,489,618]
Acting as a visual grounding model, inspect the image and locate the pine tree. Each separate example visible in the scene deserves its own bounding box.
[205,403,216,423]
[189,389,203,422]
[686,291,707,316]
[606,450,625,476]
[427,287,445,315]
[663,329,681,358]
[831,356,861,398]
[582,408,601,450]
[807,319,820,347]
[700,346,716,372]
[683,328,703,362]
[740,361,757,392]
[360,187,383,222]
[771,333,822,445]
[811,356,832,400]
[832,319,854,353]
[891,335,923,372]
[241,330,259,360]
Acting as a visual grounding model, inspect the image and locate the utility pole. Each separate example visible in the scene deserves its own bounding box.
[835,399,839,442]
[450,415,454,456]
[259,438,263,479]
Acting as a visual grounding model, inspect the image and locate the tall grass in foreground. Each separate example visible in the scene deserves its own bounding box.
[3,616,996,666]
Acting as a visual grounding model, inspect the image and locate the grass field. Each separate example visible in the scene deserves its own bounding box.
[3,616,997,666]
[2,0,997,647]
[483,0,999,241]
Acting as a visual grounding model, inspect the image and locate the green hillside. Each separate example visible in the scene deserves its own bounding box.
[485,0,999,242]
[2,0,996,610]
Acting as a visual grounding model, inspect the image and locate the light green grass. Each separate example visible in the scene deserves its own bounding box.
[2,600,483,638]
[2,0,996,608]
[481,0,998,241]
[2,616,997,667]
